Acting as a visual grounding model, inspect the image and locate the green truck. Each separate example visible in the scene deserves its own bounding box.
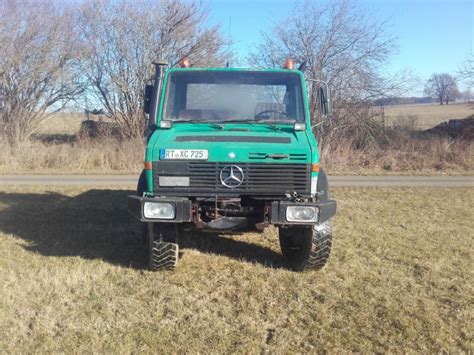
[128,60,336,271]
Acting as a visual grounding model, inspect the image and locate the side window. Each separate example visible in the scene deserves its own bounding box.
[165,78,176,118]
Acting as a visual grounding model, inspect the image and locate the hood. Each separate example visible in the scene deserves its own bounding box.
[147,123,311,164]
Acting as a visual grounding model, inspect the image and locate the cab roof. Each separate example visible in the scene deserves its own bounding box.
[167,67,303,75]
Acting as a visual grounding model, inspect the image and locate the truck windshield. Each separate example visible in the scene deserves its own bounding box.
[163,71,305,123]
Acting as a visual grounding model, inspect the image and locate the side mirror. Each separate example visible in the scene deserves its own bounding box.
[318,85,332,116]
[307,78,332,117]
[144,84,153,114]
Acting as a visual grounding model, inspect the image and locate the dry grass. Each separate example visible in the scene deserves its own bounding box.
[320,135,474,175]
[0,112,141,174]
[383,102,473,129]
[1,134,472,175]
[2,135,472,175]
[1,106,473,175]
[0,138,144,174]
[0,186,472,352]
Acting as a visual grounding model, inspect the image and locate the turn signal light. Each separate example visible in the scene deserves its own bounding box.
[293,122,306,131]
[283,58,294,69]
[179,58,190,68]
[311,164,320,172]
[144,161,152,170]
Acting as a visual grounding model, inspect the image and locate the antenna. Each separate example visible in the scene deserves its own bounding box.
[298,61,307,72]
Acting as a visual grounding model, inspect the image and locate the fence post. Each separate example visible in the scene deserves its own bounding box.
[381,106,385,128]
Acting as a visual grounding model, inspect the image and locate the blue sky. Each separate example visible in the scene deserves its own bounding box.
[208,0,473,95]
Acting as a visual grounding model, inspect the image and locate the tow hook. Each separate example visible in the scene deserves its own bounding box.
[255,205,271,231]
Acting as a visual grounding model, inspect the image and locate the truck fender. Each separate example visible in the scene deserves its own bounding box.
[316,168,330,202]
[137,170,147,196]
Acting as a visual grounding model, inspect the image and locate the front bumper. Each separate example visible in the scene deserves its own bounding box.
[127,195,336,225]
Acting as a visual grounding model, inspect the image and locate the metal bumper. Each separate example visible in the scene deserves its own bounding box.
[270,200,337,225]
[128,195,336,226]
[127,195,192,223]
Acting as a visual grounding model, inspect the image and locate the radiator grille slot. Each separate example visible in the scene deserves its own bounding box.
[248,152,308,161]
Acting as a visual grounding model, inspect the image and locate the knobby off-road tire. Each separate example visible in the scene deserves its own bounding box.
[279,220,333,271]
[136,170,179,270]
[146,223,179,271]
[136,170,148,244]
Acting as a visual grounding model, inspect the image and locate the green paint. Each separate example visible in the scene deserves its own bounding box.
[145,67,320,193]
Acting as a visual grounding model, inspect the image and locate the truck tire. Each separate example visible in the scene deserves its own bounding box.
[146,223,179,271]
[137,170,147,244]
[278,167,333,271]
[279,221,332,271]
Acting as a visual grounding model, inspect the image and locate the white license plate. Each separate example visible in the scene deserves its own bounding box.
[159,176,190,186]
[160,149,208,160]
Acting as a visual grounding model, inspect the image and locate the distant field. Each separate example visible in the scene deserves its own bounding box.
[37,112,86,135]
[0,186,472,352]
[383,102,473,129]
[37,103,474,135]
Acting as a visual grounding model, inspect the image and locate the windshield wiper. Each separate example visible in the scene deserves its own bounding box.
[221,119,282,131]
[173,119,223,129]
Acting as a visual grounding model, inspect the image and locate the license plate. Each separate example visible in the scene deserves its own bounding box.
[159,176,190,186]
[160,149,208,160]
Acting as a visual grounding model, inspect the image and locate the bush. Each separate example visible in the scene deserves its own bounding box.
[77,120,122,140]
[317,104,474,173]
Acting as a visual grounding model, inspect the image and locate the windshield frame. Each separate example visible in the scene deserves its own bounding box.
[159,68,308,125]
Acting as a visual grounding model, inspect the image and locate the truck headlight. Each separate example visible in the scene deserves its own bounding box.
[286,206,318,222]
[143,202,175,219]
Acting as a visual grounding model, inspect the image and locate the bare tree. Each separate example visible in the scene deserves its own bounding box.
[75,0,228,138]
[461,88,473,102]
[445,82,461,105]
[459,56,474,87]
[0,0,81,146]
[424,73,460,105]
[249,0,408,122]
[248,0,414,151]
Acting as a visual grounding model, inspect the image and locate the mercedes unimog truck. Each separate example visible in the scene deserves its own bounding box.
[128,59,336,271]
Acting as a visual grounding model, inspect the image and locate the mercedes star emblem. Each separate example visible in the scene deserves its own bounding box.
[220,165,244,188]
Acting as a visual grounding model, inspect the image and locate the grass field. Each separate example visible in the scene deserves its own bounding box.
[37,112,89,135]
[0,186,472,352]
[383,102,473,129]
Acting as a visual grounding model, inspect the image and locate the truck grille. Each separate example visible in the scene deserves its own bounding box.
[248,152,308,161]
[152,161,310,195]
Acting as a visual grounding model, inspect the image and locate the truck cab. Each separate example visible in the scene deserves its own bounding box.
[128,60,336,271]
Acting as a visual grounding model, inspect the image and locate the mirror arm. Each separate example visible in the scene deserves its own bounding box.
[312,121,324,128]
[144,83,153,114]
